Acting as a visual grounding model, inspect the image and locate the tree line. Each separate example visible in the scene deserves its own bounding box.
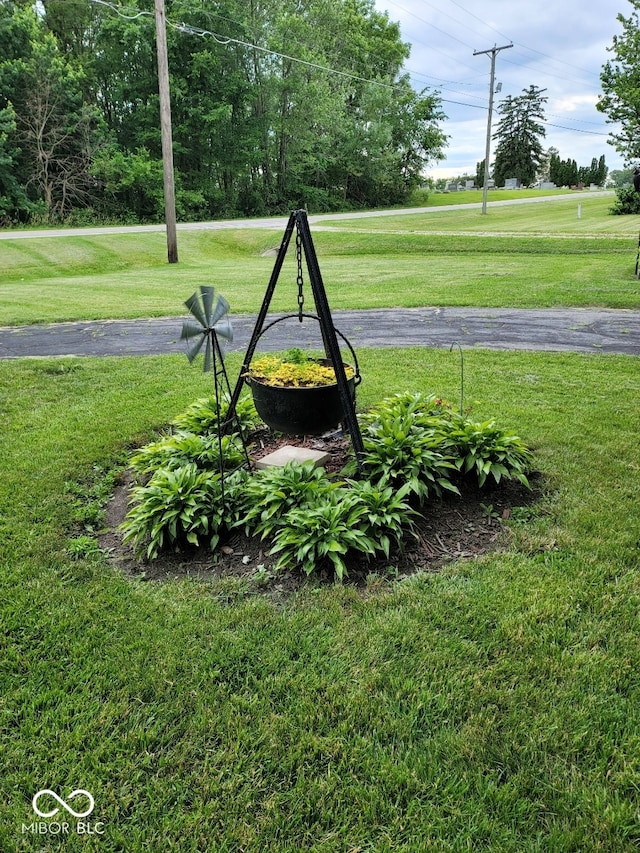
[0,0,448,225]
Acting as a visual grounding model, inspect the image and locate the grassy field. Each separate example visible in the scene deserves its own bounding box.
[1,348,639,851]
[1,192,639,325]
[1,193,640,850]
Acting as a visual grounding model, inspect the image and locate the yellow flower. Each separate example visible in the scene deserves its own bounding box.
[246,354,354,387]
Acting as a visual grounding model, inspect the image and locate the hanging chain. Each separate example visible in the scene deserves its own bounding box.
[295,227,304,322]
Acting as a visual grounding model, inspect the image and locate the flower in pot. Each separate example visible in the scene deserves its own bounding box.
[244,348,357,435]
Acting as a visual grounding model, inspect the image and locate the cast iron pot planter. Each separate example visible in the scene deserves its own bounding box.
[246,358,357,435]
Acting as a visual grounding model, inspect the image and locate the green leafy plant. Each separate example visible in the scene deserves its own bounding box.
[609,184,640,215]
[235,461,337,539]
[346,393,533,498]
[129,432,246,476]
[66,535,106,560]
[120,463,226,559]
[171,394,258,438]
[64,463,123,529]
[442,416,533,488]
[348,398,459,502]
[269,493,377,581]
[245,349,355,387]
[341,479,418,558]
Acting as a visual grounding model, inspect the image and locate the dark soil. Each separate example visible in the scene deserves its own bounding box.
[99,428,541,598]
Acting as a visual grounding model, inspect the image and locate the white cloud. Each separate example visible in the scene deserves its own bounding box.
[551,94,599,113]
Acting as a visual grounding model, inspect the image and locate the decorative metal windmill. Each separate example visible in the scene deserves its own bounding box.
[180,286,251,497]
[181,286,233,369]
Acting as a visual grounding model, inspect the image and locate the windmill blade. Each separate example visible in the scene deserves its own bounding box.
[180,320,206,342]
[181,287,232,372]
[210,292,230,326]
[200,286,215,326]
[185,332,206,364]
[214,318,234,343]
[184,291,207,328]
[203,333,213,373]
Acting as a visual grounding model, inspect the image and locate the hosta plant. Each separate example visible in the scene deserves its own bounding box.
[269,493,377,581]
[442,416,533,488]
[172,394,258,438]
[340,479,418,558]
[234,461,338,539]
[129,432,247,476]
[348,405,459,502]
[121,463,226,559]
[346,392,533,496]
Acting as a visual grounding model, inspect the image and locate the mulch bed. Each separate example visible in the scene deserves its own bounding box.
[98,428,541,597]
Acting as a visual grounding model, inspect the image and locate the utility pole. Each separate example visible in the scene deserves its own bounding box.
[154,0,178,263]
[474,43,512,215]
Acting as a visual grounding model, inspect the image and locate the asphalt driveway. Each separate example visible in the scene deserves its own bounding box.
[1,306,639,359]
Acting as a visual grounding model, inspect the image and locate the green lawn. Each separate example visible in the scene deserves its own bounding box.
[1,193,639,325]
[1,347,639,851]
[320,192,634,235]
[1,196,640,850]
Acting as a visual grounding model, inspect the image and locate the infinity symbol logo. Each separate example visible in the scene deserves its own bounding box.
[32,789,95,819]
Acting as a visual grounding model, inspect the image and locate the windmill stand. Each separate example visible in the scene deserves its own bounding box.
[228,209,366,472]
[180,286,252,507]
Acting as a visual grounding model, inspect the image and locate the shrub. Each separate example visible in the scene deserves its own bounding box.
[269,493,377,581]
[609,184,640,215]
[234,461,338,539]
[121,464,226,559]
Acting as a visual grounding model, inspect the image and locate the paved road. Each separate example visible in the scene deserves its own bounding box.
[2,306,639,359]
[0,192,614,240]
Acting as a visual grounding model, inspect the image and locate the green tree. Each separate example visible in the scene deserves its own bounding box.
[598,0,640,162]
[0,0,448,222]
[0,4,103,220]
[492,85,547,188]
[0,102,37,222]
[609,167,633,187]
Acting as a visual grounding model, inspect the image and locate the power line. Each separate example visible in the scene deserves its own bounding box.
[543,121,609,136]
[89,0,150,20]
[88,0,407,95]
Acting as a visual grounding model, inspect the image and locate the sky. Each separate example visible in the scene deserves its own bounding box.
[372,0,627,181]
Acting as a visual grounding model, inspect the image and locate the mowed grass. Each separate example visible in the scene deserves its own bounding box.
[2,192,640,849]
[320,191,636,235]
[1,348,640,851]
[1,192,639,325]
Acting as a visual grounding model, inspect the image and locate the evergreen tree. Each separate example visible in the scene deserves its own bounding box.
[492,85,547,188]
